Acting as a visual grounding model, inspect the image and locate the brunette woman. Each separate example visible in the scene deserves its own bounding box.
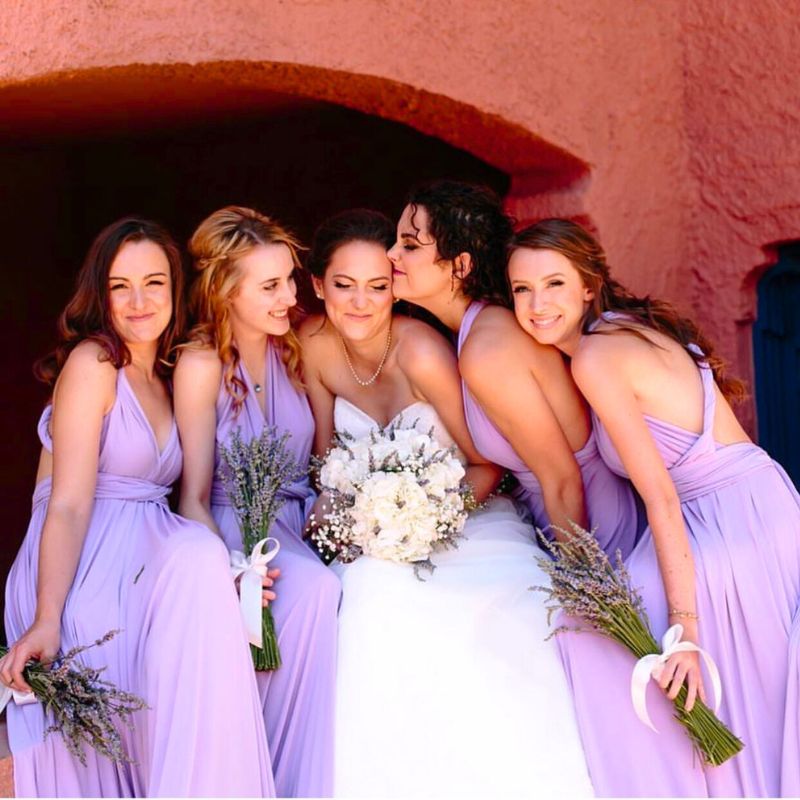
[508,218,800,796]
[388,180,642,558]
[1,218,272,797]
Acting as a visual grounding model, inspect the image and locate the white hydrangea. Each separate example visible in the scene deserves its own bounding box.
[312,422,472,570]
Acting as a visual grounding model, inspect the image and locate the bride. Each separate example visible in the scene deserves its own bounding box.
[299,209,593,798]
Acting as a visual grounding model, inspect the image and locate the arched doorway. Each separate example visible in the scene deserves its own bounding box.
[753,243,800,485]
[0,62,587,621]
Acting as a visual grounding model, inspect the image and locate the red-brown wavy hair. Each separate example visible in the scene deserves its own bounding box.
[508,219,746,402]
[34,217,186,388]
[185,206,305,414]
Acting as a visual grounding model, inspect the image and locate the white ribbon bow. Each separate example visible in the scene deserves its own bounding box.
[0,685,37,714]
[631,623,722,732]
[230,537,281,648]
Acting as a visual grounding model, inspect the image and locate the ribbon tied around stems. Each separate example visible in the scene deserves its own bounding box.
[631,623,722,732]
[230,537,281,648]
[0,684,37,714]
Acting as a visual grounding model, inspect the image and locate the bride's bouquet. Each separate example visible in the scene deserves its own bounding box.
[310,418,474,576]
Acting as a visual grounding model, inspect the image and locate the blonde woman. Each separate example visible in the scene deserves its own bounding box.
[174,207,340,798]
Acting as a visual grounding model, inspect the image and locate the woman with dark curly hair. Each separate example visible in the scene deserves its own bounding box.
[300,207,594,798]
[388,180,641,558]
[1,218,272,797]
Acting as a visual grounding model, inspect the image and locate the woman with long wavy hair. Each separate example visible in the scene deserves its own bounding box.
[0,217,272,797]
[174,206,340,798]
[507,218,800,796]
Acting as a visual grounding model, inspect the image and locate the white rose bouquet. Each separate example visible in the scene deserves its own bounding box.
[310,419,474,577]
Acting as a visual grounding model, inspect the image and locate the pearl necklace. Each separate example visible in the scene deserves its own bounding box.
[339,327,393,387]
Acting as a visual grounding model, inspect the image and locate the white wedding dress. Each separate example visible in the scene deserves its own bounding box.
[332,398,593,798]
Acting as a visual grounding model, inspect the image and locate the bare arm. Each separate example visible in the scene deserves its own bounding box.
[174,348,223,535]
[572,337,704,710]
[174,348,278,603]
[400,329,502,502]
[461,337,587,534]
[0,343,115,691]
[298,319,336,458]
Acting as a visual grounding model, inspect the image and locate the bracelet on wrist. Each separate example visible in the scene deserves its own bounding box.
[668,608,699,621]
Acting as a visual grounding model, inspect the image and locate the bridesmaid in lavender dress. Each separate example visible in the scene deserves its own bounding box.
[0,218,272,797]
[388,180,641,558]
[175,206,340,798]
[507,218,800,797]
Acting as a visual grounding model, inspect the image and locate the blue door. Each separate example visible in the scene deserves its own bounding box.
[753,243,800,486]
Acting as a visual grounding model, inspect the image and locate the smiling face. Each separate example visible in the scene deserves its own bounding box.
[229,243,297,338]
[108,239,173,346]
[387,204,452,304]
[507,247,594,354]
[314,240,393,343]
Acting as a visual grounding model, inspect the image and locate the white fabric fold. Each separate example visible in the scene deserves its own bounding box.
[230,537,281,648]
[0,684,37,714]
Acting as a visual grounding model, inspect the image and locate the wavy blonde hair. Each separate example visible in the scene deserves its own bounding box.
[186,206,305,414]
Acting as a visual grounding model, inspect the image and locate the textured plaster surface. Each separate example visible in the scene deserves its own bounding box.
[681,0,800,429]
[0,1,796,417]
[0,0,690,298]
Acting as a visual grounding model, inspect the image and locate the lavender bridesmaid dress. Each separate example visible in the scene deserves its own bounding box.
[4,368,273,797]
[558,330,800,796]
[457,302,642,558]
[210,339,340,799]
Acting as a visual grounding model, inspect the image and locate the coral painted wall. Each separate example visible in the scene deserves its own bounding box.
[0,0,797,594]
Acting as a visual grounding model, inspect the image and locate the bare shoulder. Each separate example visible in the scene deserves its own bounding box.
[59,340,117,385]
[571,326,643,386]
[298,314,330,343]
[394,316,454,368]
[298,315,336,381]
[174,343,222,382]
[53,341,117,410]
[460,306,563,383]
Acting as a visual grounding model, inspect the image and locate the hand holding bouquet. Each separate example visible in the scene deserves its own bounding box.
[310,419,475,577]
[0,630,146,765]
[217,426,301,671]
[534,523,744,767]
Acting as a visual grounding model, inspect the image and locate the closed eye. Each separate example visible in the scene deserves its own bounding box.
[511,285,530,294]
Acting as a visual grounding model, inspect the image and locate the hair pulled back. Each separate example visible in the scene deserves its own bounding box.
[509,218,746,402]
[35,217,185,388]
[187,206,304,412]
[405,180,514,305]
[307,208,394,279]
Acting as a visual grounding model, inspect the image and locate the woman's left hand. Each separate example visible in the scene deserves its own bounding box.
[261,567,280,607]
[657,648,707,712]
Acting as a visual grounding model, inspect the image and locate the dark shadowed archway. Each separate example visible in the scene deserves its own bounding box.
[0,63,587,626]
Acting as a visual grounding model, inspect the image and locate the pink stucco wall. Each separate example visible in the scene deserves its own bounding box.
[0,0,796,412]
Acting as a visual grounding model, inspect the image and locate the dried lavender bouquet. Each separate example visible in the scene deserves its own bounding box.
[217,426,301,671]
[0,630,147,765]
[534,523,743,767]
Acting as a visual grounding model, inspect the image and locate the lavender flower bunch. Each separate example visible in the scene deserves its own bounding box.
[534,523,743,767]
[0,630,147,766]
[217,426,301,671]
